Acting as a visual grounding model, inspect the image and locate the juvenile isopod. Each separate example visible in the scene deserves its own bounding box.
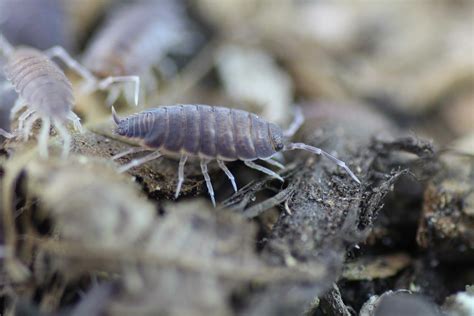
[0,34,86,157]
[111,104,361,207]
[81,0,192,106]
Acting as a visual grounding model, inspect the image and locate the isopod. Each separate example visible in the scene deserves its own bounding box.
[81,0,192,106]
[0,34,84,157]
[0,0,140,107]
[111,105,361,207]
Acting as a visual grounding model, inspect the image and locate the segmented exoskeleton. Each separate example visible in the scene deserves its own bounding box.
[0,34,84,157]
[112,105,361,206]
[81,0,192,106]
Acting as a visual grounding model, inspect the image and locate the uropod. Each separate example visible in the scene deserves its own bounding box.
[111,104,361,206]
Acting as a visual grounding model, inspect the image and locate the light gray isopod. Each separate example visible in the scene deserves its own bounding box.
[0,34,85,157]
[111,105,361,207]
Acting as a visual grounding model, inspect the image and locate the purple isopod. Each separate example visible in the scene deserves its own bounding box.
[0,34,85,157]
[111,104,361,207]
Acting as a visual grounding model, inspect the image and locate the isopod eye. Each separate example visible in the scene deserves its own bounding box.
[275,143,284,151]
[115,119,129,136]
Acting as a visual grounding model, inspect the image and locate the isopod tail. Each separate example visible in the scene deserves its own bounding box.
[111,106,121,125]
[284,143,361,184]
[0,33,14,57]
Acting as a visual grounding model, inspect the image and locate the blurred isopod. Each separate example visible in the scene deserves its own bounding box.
[0,35,86,157]
[82,0,194,107]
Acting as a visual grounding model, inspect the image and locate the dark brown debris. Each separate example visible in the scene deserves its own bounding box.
[417,152,474,262]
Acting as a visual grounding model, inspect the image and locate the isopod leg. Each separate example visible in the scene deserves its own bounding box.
[217,160,237,192]
[38,117,51,158]
[44,46,97,85]
[200,159,216,207]
[67,112,84,133]
[105,86,121,107]
[112,147,151,160]
[175,155,188,199]
[54,120,71,158]
[18,109,35,131]
[123,81,138,107]
[22,113,40,140]
[97,76,140,106]
[284,143,361,184]
[261,158,285,170]
[244,160,284,182]
[117,150,162,173]
[283,106,304,138]
[0,128,14,139]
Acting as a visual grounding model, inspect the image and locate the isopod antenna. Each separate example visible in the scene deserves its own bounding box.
[111,106,121,125]
[284,142,361,184]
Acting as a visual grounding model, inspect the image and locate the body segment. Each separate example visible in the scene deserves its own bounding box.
[115,105,279,161]
[4,47,74,118]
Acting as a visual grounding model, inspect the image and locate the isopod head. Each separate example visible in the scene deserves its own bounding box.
[268,123,285,151]
[112,106,128,136]
[112,106,145,139]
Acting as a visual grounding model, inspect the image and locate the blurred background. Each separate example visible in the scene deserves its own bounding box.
[1,0,473,145]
